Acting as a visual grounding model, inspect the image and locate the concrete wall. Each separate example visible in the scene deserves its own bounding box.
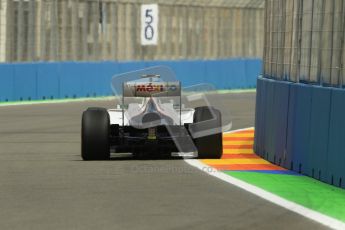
[0,0,264,62]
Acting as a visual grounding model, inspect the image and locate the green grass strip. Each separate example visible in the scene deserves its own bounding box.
[225,171,345,222]
[0,89,256,106]
[216,89,256,94]
[0,96,115,107]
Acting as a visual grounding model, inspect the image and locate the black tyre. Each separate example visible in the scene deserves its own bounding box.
[81,108,110,160]
[192,106,222,159]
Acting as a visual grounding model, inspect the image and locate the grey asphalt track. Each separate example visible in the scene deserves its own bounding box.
[0,92,328,230]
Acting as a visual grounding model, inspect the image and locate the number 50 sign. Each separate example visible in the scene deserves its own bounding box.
[141,4,158,45]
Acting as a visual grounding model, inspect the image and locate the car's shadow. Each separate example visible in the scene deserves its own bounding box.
[73,153,185,161]
[110,153,184,161]
[110,157,183,161]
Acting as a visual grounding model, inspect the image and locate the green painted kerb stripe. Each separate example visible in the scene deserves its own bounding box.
[226,171,345,222]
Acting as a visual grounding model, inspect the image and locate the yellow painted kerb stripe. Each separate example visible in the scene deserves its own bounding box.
[223,133,254,138]
[223,141,254,145]
[223,149,254,154]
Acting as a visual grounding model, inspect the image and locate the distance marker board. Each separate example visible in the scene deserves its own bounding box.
[141,4,158,45]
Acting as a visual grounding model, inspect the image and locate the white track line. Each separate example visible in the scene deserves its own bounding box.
[185,128,345,230]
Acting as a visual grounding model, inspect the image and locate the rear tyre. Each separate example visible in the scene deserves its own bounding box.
[81,108,110,160]
[192,106,222,159]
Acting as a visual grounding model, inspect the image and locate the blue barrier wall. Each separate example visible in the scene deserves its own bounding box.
[0,59,261,102]
[254,77,345,189]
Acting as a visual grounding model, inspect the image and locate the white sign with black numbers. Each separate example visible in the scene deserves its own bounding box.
[141,4,158,45]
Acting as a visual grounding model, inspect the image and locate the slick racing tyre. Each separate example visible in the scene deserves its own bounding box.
[81,107,110,160]
[192,106,222,159]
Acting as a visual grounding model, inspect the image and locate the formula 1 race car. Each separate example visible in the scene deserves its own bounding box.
[81,69,223,160]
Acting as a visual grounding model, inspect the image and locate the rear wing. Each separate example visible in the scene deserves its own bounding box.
[123,81,181,97]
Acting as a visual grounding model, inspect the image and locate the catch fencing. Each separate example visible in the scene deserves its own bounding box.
[263,0,345,87]
[0,0,264,62]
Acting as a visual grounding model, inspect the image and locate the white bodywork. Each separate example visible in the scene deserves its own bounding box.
[110,80,192,126]
[108,107,194,126]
